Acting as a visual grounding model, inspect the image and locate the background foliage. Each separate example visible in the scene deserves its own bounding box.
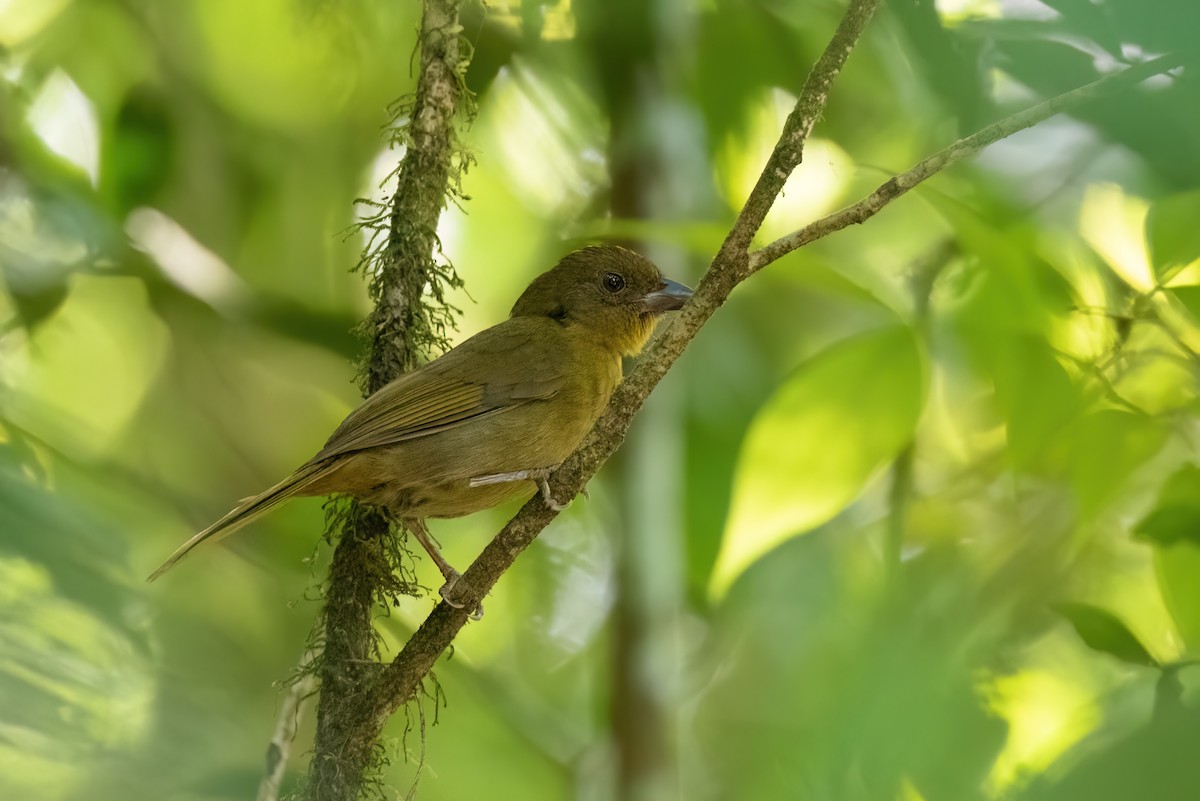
[2,1,1199,799]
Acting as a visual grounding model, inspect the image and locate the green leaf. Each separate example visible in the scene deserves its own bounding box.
[1133,465,1200,547]
[1146,190,1200,278]
[1068,410,1167,518]
[1155,543,1200,652]
[1055,602,1159,667]
[1173,286,1200,322]
[1135,506,1200,547]
[710,325,925,596]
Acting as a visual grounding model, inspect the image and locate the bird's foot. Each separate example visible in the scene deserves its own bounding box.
[538,477,568,512]
[438,570,484,621]
[406,520,483,620]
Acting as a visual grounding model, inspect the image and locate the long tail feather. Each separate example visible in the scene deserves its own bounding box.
[147,462,328,582]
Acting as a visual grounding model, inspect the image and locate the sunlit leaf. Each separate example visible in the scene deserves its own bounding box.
[1145,190,1200,279]
[1055,602,1159,667]
[0,554,154,799]
[986,669,1101,793]
[0,0,71,47]
[1081,184,1154,293]
[711,325,925,595]
[4,274,169,459]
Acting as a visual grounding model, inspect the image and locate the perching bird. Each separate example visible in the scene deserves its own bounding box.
[148,245,692,607]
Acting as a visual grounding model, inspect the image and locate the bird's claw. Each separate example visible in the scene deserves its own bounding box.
[438,571,483,621]
[539,478,569,512]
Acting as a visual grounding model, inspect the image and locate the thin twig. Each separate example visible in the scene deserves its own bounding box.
[749,53,1186,271]
[257,647,320,801]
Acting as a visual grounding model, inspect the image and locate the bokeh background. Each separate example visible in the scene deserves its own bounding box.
[3,0,1200,799]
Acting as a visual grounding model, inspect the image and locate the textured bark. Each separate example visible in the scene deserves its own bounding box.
[307,1,467,800]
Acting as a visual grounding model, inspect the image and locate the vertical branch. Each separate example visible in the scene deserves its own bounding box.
[308,1,469,800]
[258,647,319,801]
[361,2,468,390]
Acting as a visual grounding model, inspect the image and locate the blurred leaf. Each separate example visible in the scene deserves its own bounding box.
[0,444,156,799]
[1015,705,1200,801]
[1104,0,1200,56]
[1055,601,1159,667]
[1037,0,1124,57]
[1135,506,1200,548]
[1146,190,1200,279]
[3,278,68,331]
[108,88,174,214]
[890,0,987,131]
[0,443,142,634]
[995,38,1100,94]
[1067,410,1167,518]
[938,196,1085,469]
[1133,465,1200,547]
[712,325,925,595]
[460,1,522,96]
[989,30,1200,189]
[1173,286,1200,321]
[1155,543,1200,652]
[702,534,1009,801]
[6,274,169,459]
[693,0,815,148]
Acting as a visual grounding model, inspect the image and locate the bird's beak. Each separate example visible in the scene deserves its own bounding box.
[641,278,693,314]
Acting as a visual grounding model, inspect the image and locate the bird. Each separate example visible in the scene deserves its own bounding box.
[147,245,692,610]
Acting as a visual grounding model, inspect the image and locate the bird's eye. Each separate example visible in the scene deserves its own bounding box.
[603,272,626,293]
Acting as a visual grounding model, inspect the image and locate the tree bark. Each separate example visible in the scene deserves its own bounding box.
[307,1,468,799]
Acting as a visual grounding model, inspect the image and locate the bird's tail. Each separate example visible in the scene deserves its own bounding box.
[147,461,328,582]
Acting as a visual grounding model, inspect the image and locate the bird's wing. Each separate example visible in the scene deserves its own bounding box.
[311,319,567,462]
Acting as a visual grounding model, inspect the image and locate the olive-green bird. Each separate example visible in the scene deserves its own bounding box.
[148,245,692,604]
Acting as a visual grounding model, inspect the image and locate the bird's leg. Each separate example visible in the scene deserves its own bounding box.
[468,465,584,512]
[405,519,482,621]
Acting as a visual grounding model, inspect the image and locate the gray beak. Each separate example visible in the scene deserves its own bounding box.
[641,278,693,314]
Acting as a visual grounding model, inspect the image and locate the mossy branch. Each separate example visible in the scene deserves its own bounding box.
[306,1,471,800]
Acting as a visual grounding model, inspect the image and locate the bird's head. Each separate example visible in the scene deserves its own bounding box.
[510,246,693,355]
